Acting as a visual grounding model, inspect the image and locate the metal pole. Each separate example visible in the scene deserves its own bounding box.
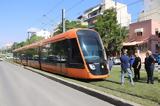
[27,32,30,44]
[62,9,65,33]
[115,0,117,12]
[28,32,29,41]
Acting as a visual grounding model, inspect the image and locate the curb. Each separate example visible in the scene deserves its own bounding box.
[24,66,141,106]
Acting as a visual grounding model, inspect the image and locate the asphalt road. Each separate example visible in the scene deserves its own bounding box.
[0,61,114,106]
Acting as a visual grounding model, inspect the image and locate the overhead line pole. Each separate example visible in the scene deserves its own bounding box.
[62,9,65,33]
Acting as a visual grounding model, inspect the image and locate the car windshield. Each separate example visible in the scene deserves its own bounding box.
[77,30,106,63]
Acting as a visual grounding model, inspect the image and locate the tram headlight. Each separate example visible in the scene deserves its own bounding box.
[89,64,96,70]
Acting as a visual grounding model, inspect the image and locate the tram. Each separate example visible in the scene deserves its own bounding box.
[13,28,109,79]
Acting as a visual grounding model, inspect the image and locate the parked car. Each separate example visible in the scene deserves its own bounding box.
[113,57,121,65]
[0,57,3,61]
[153,54,158,63]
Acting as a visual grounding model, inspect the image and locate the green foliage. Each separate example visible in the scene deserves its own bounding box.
[12,41,27,49]
[12,35,44,50]
[54,20,87,35]
[27,34,44,44]
[95,8,128,52]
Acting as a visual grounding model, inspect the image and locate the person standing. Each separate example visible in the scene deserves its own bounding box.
[157,51,160,70]
[157,51,160,82]
[145,50,155,84]
[120,49,134,85]
[132,53,141,81]
[129,53,135,77]
[129,53,135,69]
[144,52,149,83]
[108,56,114,72]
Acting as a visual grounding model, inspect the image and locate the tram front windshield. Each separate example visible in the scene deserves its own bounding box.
[77,30,106,63]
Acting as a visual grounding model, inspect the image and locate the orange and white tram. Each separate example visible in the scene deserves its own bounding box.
[13,28,109,79]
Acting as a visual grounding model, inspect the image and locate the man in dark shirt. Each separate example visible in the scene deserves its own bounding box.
[157,52,160,82]
[145,50,155,84]
[132,53,141,81]
[120,50,134,85]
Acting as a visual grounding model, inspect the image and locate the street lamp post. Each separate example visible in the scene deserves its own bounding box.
[27,32,30,44]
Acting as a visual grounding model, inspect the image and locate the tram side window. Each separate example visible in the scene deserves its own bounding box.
[41,40,68,64]
[33,48,39,61]
[41,44,49,62]
[13,52,17,60]
[54,40,68,63]
[42,43,60,63]
[21,53,26,60]
[41,43,58,64]
[26,48,39,61]
[26,49,33,60]
[48,40,68,63]
[17,53,21,60]
[13,52,21,61]
[46,43,58,63]
[70,39,83,64]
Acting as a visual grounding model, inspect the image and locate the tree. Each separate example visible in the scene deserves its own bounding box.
[11,35,44,50]
[27,34,44,44]
[95,8,128,53]
[54,20,87,35]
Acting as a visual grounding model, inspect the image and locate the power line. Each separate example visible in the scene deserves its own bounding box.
[117,0,143,10]
[42,0,65,18]
[29,0,65,29]
[36,0,147,32]
[119,6,160,27]
[66,0,85,13]
[40,0,86,30]
[42,0,86,30]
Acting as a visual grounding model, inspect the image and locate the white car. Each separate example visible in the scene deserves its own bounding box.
[113,57,121,65]
[0,57,3,61]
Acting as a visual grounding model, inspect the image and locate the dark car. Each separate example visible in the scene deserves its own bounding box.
[153,54,158,63]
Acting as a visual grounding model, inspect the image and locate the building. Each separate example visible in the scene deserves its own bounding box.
[36,30,51,39]
[138,0,160,22]
[78,0,131,28]
[123,19,160,62]
[27,28,51,39]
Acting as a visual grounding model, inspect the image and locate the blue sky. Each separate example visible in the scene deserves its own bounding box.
[0,0,143,47]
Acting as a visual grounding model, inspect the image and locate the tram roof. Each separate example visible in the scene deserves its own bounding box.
[13,28,89,52]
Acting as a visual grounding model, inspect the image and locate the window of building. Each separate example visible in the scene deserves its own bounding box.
[158,33,160,38]
[156,44,160,53]
[135,28,143,36]
[137,32,143,36]
[88,10,98,18]
[155,28,160,38]
[155,30,159,35]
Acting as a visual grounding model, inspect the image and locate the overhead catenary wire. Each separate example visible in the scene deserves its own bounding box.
[66,0,85,13]
[33,0,160,34]
[29,0,65,29]
[119,5,160,26]
[41,0,87,30]
[117,0,143,10]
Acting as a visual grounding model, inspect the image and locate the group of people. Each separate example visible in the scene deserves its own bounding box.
[119,49,159,85]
